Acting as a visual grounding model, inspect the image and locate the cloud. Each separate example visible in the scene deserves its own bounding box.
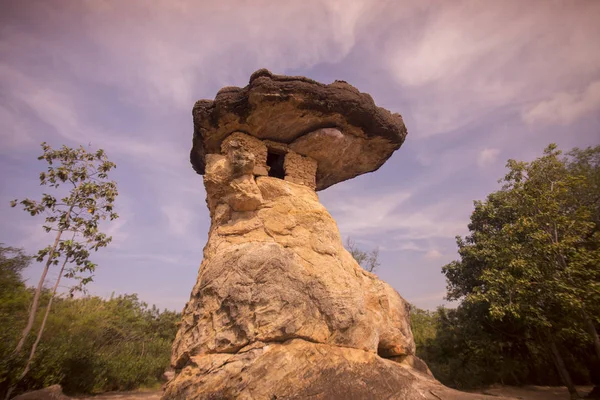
[0,104,35,148]
[327,191,412,234]
[327,188,467,241]
[11,197,130,252]
[477,148,500,167]
[321,0,372,56]
[0,60,184,170]
[384,1,600,137]
[523,80,600,126]
[98,195,133,249]
[14,218,53,253]
[395,241,428,252]
[424,249,443,260]
[117,252,182,266]
[0,0,373,113]
[161,203,194,237]
[2,0,598,312]
[0,0,379,164]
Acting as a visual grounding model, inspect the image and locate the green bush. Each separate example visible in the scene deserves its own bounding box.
[21,295,179,394]
[411,302,597,389]
[0,246,179,396]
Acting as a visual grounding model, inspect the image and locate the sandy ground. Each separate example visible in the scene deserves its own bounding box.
[474,385,594,399]
[77,385,594,400]
[77,392,162,400]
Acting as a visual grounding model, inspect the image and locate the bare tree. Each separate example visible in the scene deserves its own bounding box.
[345,237,380,273]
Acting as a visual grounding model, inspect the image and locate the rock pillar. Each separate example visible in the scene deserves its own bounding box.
[163,70,505,400]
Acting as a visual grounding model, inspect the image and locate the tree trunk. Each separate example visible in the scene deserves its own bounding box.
[582,308,600,398]
[12,229,64,355]
[13,204,74,356]
[549,338,580,399]
[18,257,69,381]
[5,258,70,400]
[583,308,600,361]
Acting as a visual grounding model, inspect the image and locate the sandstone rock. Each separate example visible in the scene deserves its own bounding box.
[190,69,408,190]
[162,368,176,383]
[165,163,502,399]
[227,175,263,212]
[165,340,504,400]
[171,171,414,368]
[12,385,70,400]
[166,71,502,400]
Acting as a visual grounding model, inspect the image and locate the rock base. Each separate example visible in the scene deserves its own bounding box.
[163,339,503,400]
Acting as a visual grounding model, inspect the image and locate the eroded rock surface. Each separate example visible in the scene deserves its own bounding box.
[190,69,408,190]
[171,151,414,369]
[165,71,507,399]
[165,339,502,400]
[164,143,508,399]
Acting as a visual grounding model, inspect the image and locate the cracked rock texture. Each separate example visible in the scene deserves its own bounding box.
[190,68,408,190]
[165,340,501,400]
[163,144,506,399]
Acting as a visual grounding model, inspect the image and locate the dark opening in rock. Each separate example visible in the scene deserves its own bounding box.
[377,343,392,359]
[267,151,285,179]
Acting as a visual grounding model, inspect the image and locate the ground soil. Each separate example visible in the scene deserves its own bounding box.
[474,385,594,400]
[77,392,162,400]
[77,385,594,400]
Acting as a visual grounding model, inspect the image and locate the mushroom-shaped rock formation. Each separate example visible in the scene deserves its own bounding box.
[190,68,407,190]
[164,70,508,400]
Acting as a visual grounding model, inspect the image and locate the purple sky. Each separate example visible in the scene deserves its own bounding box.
[1,0,599,311]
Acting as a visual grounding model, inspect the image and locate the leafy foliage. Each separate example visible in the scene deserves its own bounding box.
[0,245,32,394]
[444,145,600,332]
[20,294,179,394]
[0,260,179,396]
[410,304,576,389]
[411,144,600,393]
[6,143,120,397]
[10,142,119,292]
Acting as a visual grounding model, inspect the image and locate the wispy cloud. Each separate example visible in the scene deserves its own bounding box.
[523,80,600,126]
[1,0,373,111]
[0,104,36,148]
[327,188,467,241]
[477,148,500,167]
[424,249,443,260]
[1,0,597,311]
[328,191,412,234]
[161,203,194,237]
[385,1,600,137]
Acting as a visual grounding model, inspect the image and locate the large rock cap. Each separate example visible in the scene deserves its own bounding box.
[191,69,407,190]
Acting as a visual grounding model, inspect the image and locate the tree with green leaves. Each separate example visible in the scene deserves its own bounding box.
[7,142,118,397]
[0,244,30,298]
[0,245,31,349]
[443,144,600,399]
[25,294,179,394]
[0,245,31,395]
